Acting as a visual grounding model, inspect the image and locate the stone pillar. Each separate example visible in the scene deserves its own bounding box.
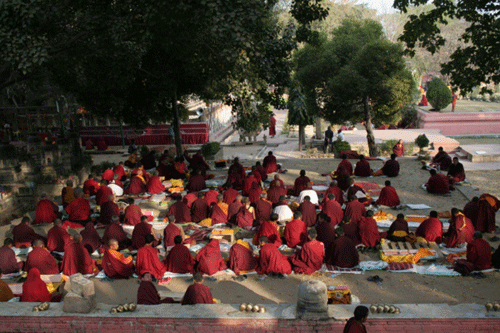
[297,280,329,319]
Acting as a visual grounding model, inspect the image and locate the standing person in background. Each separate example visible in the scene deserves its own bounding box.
[392,139,404,157]
[324,126,334,153]
[452,91,457,112]
[269,115,276,138]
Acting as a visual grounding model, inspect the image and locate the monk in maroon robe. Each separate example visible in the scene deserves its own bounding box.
[269,116,276,137]
[223,183,239,204]
[344,306,369,333]
[336,167,351,192]
[387,214,409,242]
[321,194,343,226]
[316,213,337,255]
[97,138,108,151]
[25,239,60,274]
[253,213,281,248]
[195,239,227,275]
[187,170,206,192]
[255,161,267,181]
[33,193,58,225]
[431,147,452,171]
[291,229,325,274]
[392,140,404,157]
[226,170,244,190]
[337,154,353,176]
[165,235,195,273]
[246,182,260,205]
[12,217,44,248]
[96,180,113,206]
[339,215,360,245]
[102,216,131,250]
[128,172,147,195]
[344,196,366,225]
[136,234,167,279]
[263,151,280,174]
[293,170,310,196]
[190,152,210,175]
[85,139,94,150]
[228,195,244,224]
[0,238,22,273]
[163,216,184,248]
[298,197,317,227]
[256,236,292,275]
[132,216,158,250]
[102,239,135,279]
[228,157,246,179]
[83,175,100,196]
[447,157,465,185]
[123,198,142,226]
[326,228,359,268]
[147,171,165,194]
[269,174,284,189]
[426,169,450,194]
[374,154,399,177]
[99,195,120,225]
[191,193,209,223]
[445,208,474,248]
[168,197,192,223]
[61,234,97,276]
[46,219,70,252]
[284,211,307,248]
[137,273,174,304]
[113,162,126,181]
[183,192,197,208]
[464,232,492,271]
[463,197,480,229]
[80,222,102,254]
[229,232,257,275]
[236,198,255,229]
[102,168,114,182]
[476,193,500,233]
[325,181,344,206]
[65,189,91,225]
[346,179,368,204]
[243,173,259,196]
[181,272,214,305]
[414,211,442,244]
[358,210,380,248]
[354,155,371,177]
[268,182,287,204]
[211,194,229,225]
[375,181,400,207]
[204,189,219,206]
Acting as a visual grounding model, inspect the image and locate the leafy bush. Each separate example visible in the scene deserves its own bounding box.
[426,77,452,111]
[403,143,416,156]
[333,138,351,152]
[72,153,93,172]
[281,115,290,135]
[399,105,418,128]
[415,134,429,150]
[200,142,220,158]
[379,139,398,156]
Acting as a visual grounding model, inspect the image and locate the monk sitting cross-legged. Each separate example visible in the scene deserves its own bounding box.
[123,198,142,226]
[146,170,165,194]
[195,239,227,276]
[132,215,159,250]
[445,208,474,248]
[324,180,344,206]
[165,235,195,273]
[344,195,366,226]
[20,268,52,303]
[187,169,206,192]
[229,231,257,275]
[321,193,343,227]
[454,231,493,275]
[163,215,185,249]
[290,228,325,275]
[337,154,353,177]
[102,239,135,279]
[263,151,280,174]
[253,213,282,248]
[191,192,209,223]
[284,211,308,249]
[254,193,273,224]
[267,180,287,204]
[168,196,191,224]
[210,194,229,225]
[256,236,292,277]
[127,169,147,195]
[61,234,98,276]
[0,238,22,274]
[181,272,214,305]
[373,154,400,177]
[102,215,131,250]
[293,170,310,196]
[95,180,113,206]
[12,216,45,248]
[25,239,60,275]
[136,234,167,279]
[358,210,381,251]
[228,195,243,224]
[222,182,239,205]
[83,175,100,197]
[387,213,409,242]
[99,194,120,225]
[0,268,15,302]
[33,193,58,225]
[415,211,443,244]
[80,222,102,254]
[137,273,174,305]
[236,197,256,230]
[425,169,450,194]
[375,180,400,207]
[354,155,371,177]
[205,188,220,207]
[65,188,91,226]
[298,195,318,228]
[46,219,70,252]
[325,227,359,268]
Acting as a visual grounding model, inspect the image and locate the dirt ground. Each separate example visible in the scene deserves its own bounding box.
[2,156,500,306]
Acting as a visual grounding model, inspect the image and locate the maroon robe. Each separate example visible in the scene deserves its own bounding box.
[344,200,366,225]
[269,178,284,189]
[463,200,480,230]
[102,249,135,279]
[181,283,213,305]
[466,238,492,271]
[20,268,52,303]
[229,243,257,275]
[255,164,267,182]
[447,162,465,183]
[81,222,102,253]
[254,221,281,248]
[136,245,167,279]
[228,201,243,224]
[243,175,259,196]
[226,172,244,190]
[236,205,254,229]
[169,201,192,223]
[102,224,130,250]
[33,199,58,225]
[195,239,227,275]
[46,225,70,252]
[223,188,239,205]
[336,167,351,191]
[61,241,96,276]
[316,222,337,251]
[165,244,195,273]
[97,139,108,151]
[256,243,292,275]
[446,214,474,248]
[12,223,43,248]
[325,184,344,206]
[433,151,452,171]
[248,185,262,204]
[96,185,113,206]
[291,240,325,274]
[204,190,219,206]
[340,220,360,245]
[321,199,343,227]
[0,246,20,274]
[326,235,359,268]
[228,162,245,179]
[211,203,228,225]
[284,219,307,248]
[190,153,210,174]
[102,169,115,182]
[131,221,154,250]
[263,155,279,174]
[381,159,400,177]
[25,247,60,274]
[163,223,181,248]
[427,173,450,194]
[476,194,500,233]
[128,176,147,195]
[346,185,365,202]
[183,193,197,208]
[191,198,209,223]
[337,160,353,176]
[269,116,276,136]
[267,185,287,204]
[343,317,367,333]
[375,186,400,207]
[147,176,165,194]
[123,204,142,226]
[83,179,100,196]
[298,201,317,227]
[358,217,380,247]
[354,160,371,177]
[293,176,311,196]
[113,164,126,180]
[84,139,94,150]
[99,200,120,225]
[137,280,174,305]
[187,174,206,192]
[252,199,271,224]
[66,197,91,223]
[387,218,409,240]
[393,143,404,157]
[415,217,443,244]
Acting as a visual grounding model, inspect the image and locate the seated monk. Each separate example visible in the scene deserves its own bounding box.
[373,154,400,177]
[141,150,157,170]
[255,161,267,182]
[415,211,443,244]
[267,180,286,204]
[336,166,351,192]
[430,146,452,171]
[297,182,319,205]
[226,169,244,191]
[163,215,185,248]
[204,188,219,206]
[290,229,325,274]
[346,178,368,204]
[101,168,115,182]
[110,173,124,193]
[229,232,257,275]
[476,193,500,233]
[253,213,282,248]
[325,228,359,268]
[293,170,310,196]
[463,197,480,229]
[95,180,113,206]
[228,157,246,179]
[96,137,108,151]
[127,170,147,195]
[146,170,165,194]
[256,236,292,276]
[447,157,465,186]
[242,171,259,196]
[168,196,191,223]
[387,213,409,242]
[325,180,344,206]
[102,215,131,250]
[338,215,360,245]
[284,211,307,248]
[344,195,366,225]
[125,149,138,169]
[20,268,52,303]
[83,175,100,197]
[299,196,317,228]
[0,238,22,274]
[248,182,263,204]
[316,213,337,255]
[102,239,135,279]
[393,139,404,157]
[0,269,15,302]
[12,217,44,248]
[228,195,244,224]
[65,188,92,226]
[263,151,281,174]
[99,194,120,225]
[269,174,284,189]
[136,234,167,279]
[187,169,206,192]
[344,306,369,333]
[426,169,450,194]
[195,239,227,275]
[84,139,94,150]
[336,154,353,177]
[24,239,60,275]
[358,210,381,250]
[80,222,102,254]
[183,192,197,208]
[113,162,126,181]
[132,216,159,250]
[137,273,174,305]
[165,235,195,273]
[61,234,98,276]
[33,193,58,225]
[321,193,343,227]
[123,198,143,226]
[211,194,229,225]
[46,219,70,252]
[445,208,474,248]
[254,193,273,224]
[181,272,214,305]
[61,180,75,209]
[455,232,493,275]
[375,180,400,207]
[236,197,256,229]
[354,155,371,177]
[190,151,210,175]
[223,183,239,204]
[191,192,209,223]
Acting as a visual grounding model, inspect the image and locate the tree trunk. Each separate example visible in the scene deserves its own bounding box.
[315,117,322,139]
[301,126,306,146]
[364,96,377,157]
[298,125,303,151]
[172,90,183,157]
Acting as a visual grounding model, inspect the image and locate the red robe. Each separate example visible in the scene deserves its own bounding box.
[25,247,60,274]
[344,200,366,224]
[255,164,267,182]
[267,185,287,204]
[325,185,344,205]
[211,202,229,225]
[255,199,273,223]
[137,280,174,305]
[298,201,317,227]
[269,116,276,136]
[427,173,450,194]
[97,139,108,151]
[113,164,126,180]
[123,204,142,226]
[358,217,380,247]
[321,198,343,226]
[463,200,480,230]
[191,198,209,223]
[228,162,245,179]
[187,174,206,192]
[269,178,284,189]
[102,224,130,250]
[83,179,100,196]
[291,239,325,274]
[128,176,147,195]
[223,188,239,205]
[183,193,197,208]
[446,214,474,248]
[46,225,70,252]
[236,205,254,229]
[326,236,359,268]
[0,246,20,274]
[12,223,43,248]
[163,223,182,248]
[20,268,52,303]
[343,317,367,333]
[168,201,192,223]
[340,219,360,245]
[66,197,91,222]
[476,194,500,233]
[466,238,492,270]
[136,245,167,279]
[195,239,227,275]
[337,160,353,177]
[243,175,259,196]
[131,221,154,250]
[433,151,452,171]
[96,185,113,206]
[147,175,165,194]
[381,159,400,177]
[336,168,351,191]
[415,217,443,244]
[181,283,213,305]
[165,244,195,273]
[293,175,310,196]
[99,200,120,225]
[346,184,365,203]
[388,218,409,240]
[190,152,210,174]
[354,160,371,177]
[263,155,279,173]
[248,185,262,204]
[375,186,400,207]
[254,221,281,248]
[316,222,337,251]
[392,143,404,157]
[84,139,94,150]
[61,241,97,276]
[226,171,244,190]
[33,199,58,225]
[284,219,307,248]
[204,190,219,206]
[447,162,465,183]
[228,201,243,224]
[102,169,115,182]
[102,249,135,278]
[229,243,257,275]
[256,243,292,275]
[81,222,102,253]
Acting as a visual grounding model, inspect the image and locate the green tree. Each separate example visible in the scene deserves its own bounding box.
[287,84,313,151]
[426,77,452,111]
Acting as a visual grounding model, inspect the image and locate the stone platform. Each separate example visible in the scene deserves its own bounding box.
[460,144,500,163]
[418,108,500,135]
